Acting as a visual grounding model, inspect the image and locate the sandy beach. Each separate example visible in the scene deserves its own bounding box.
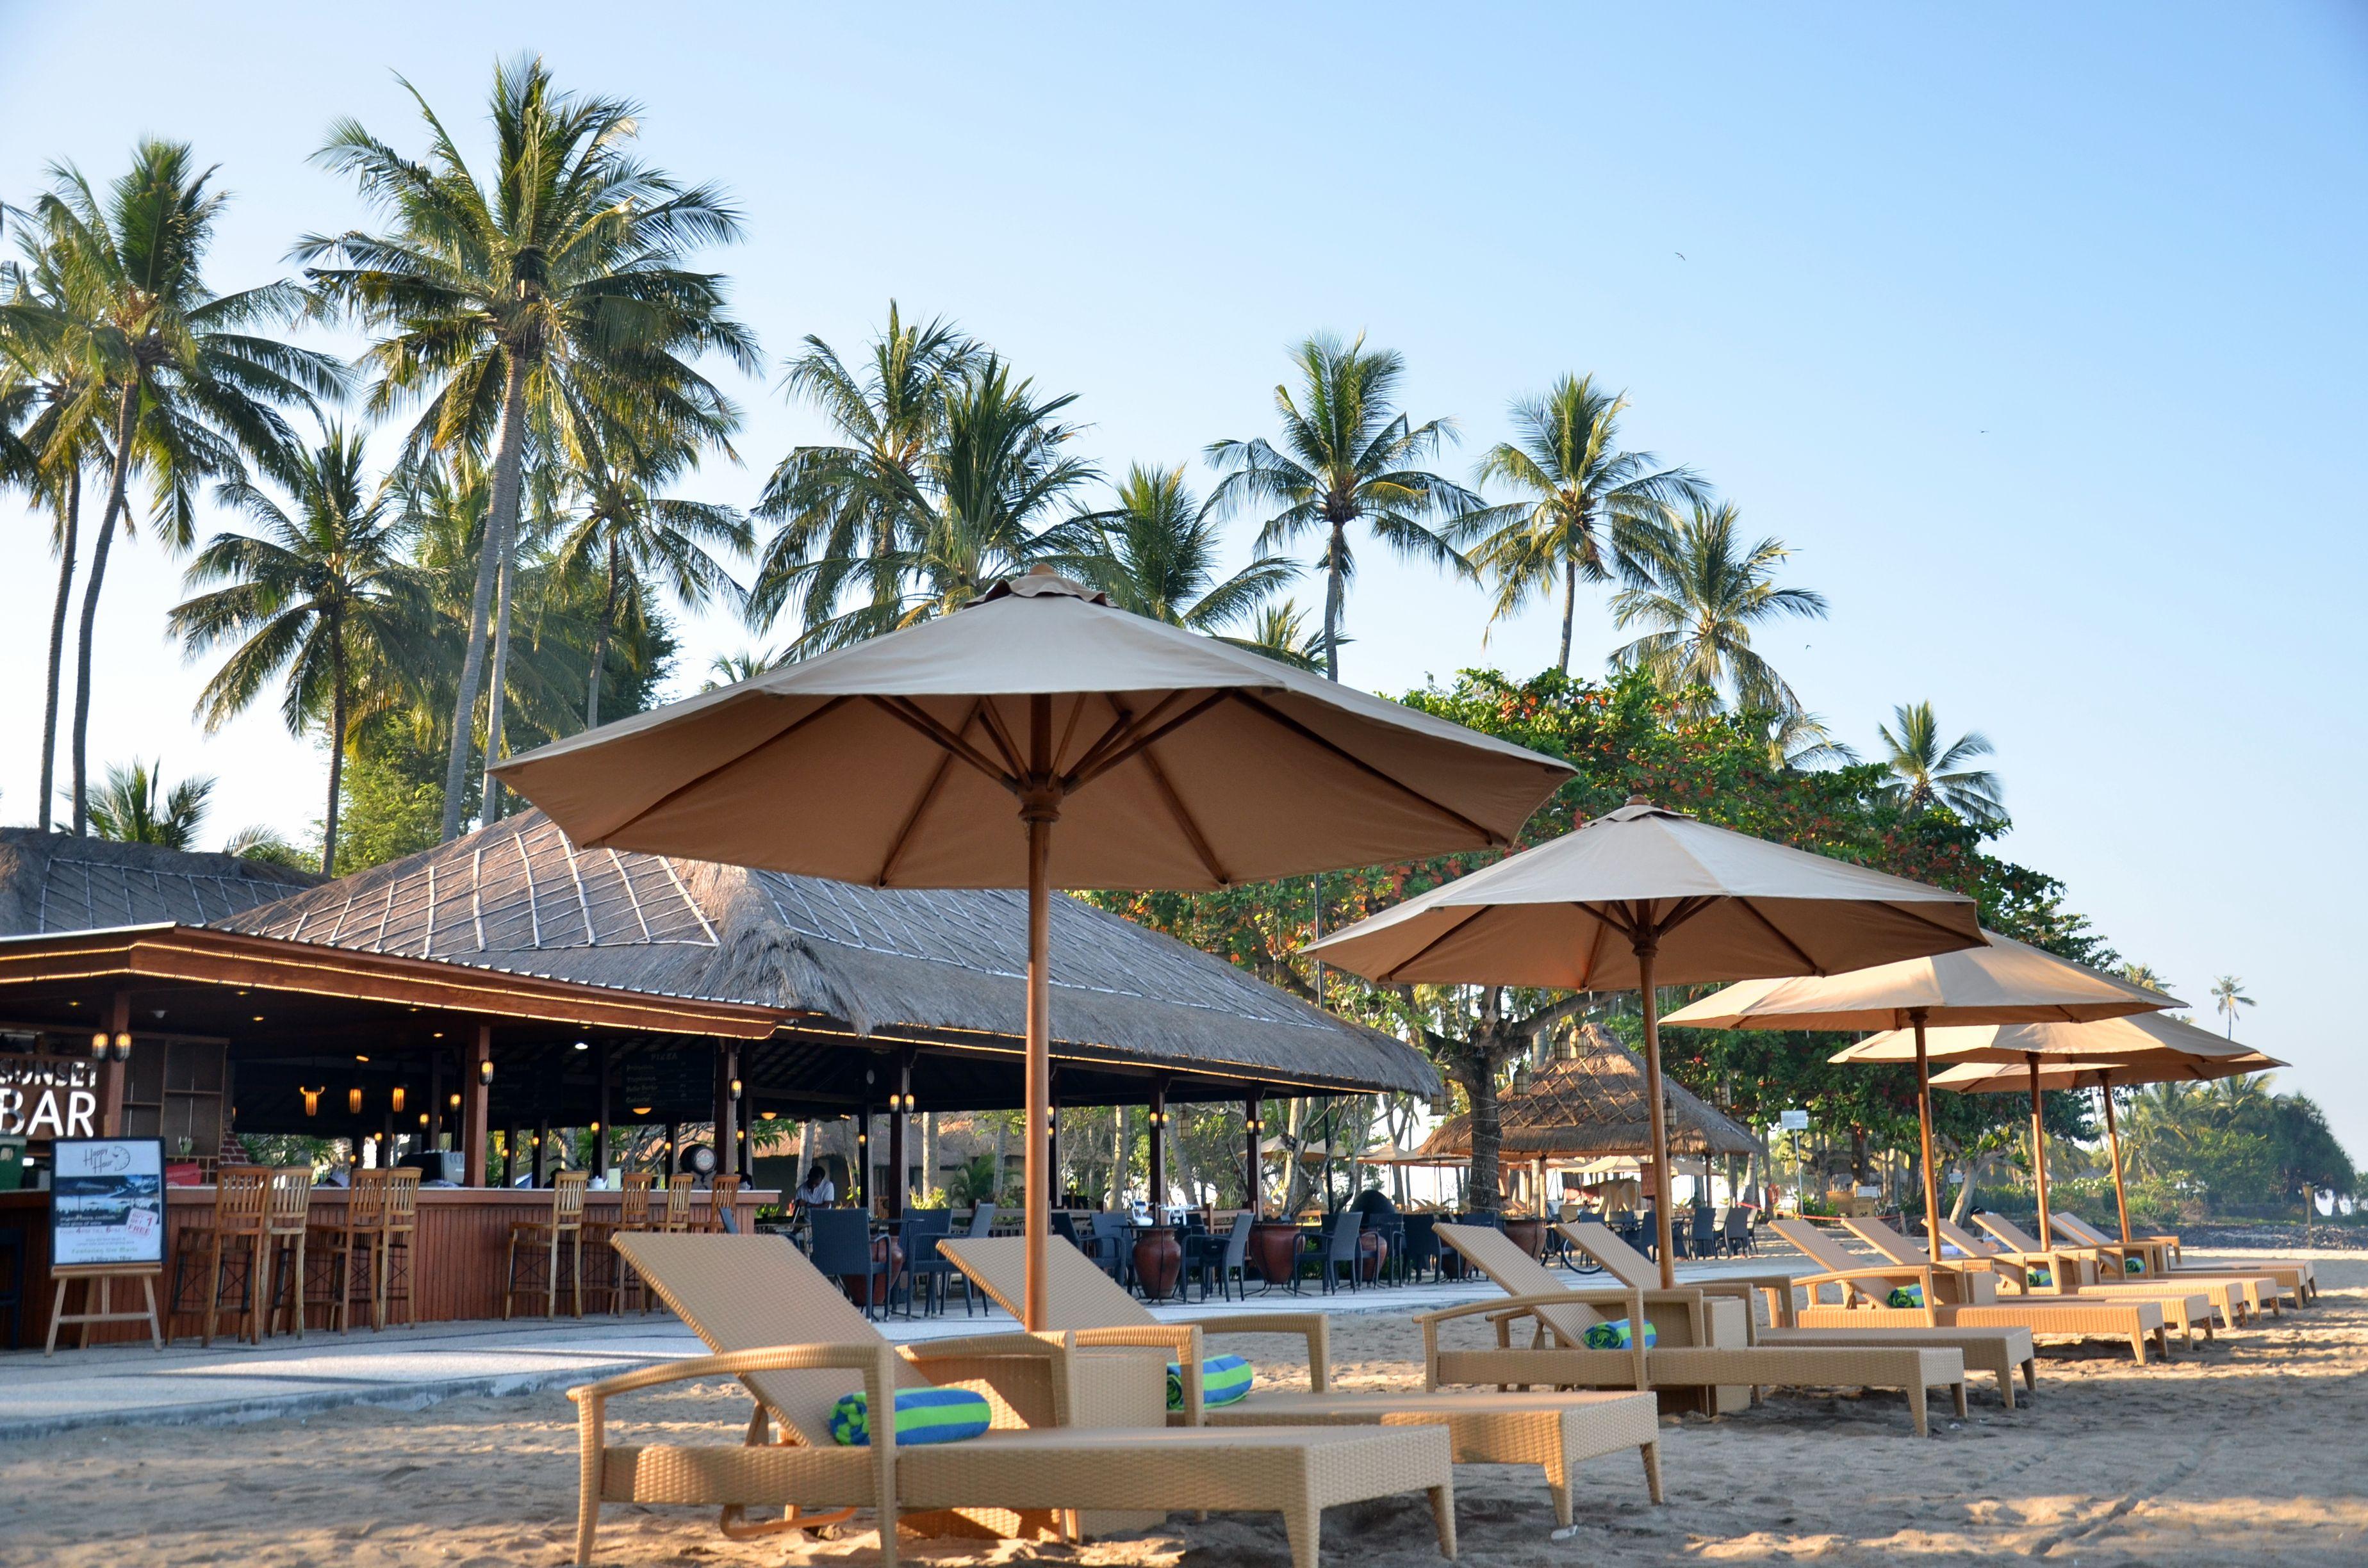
[6,1250,2361,1568]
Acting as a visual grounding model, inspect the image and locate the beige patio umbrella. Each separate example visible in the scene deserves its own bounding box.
[1843,1011,2265,1248]
[1303,797,1983,1285]
[1662,935,2181,1263]
[493,567,1571,1327]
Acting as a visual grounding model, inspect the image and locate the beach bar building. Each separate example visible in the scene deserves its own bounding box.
[0,815,1433,1344]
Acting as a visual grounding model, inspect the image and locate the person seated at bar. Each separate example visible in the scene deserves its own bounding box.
[795,1164,835,1211]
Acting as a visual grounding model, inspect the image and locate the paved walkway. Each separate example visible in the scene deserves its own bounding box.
[0,1252,1800,1441]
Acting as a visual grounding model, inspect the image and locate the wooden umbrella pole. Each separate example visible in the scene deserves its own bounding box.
[2026,1052,2051,1250]
[1021,694,1058,1332]
[1635,939,1677,1289]
[2100,1078,2134,1245]
[1911,1009,1944,1266]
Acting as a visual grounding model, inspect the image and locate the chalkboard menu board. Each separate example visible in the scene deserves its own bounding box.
[51,1138,168,1269]
[619,1049,714,1115]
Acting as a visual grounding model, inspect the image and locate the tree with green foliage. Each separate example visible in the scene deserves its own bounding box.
[2209,975,2254,1039]
[169,425,418,874]
[1465,375,1706,675]
[1206,332,1477,681]
[299,56,755,838]
[1037,462,1295,633]
[84,758,215,848]
[1608,501,1827,712]
[19,140,345,836]
[1877,700,2003,828]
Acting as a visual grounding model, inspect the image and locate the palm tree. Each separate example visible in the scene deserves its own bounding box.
[1242,599,1332,673]
[2210,975,2255,1039]
[21,141,345,837]
[83,758,215,849]
[1876,701,2004,826]
[1607,501,1828,710]
[1763,709,1858,771]
[299,56,757,840]
[1465,375,1707,674]
[702,648,778,690]
[551,412,748,729]
[1038,463,1295,631]
[1206,332,1477,680]
[748,302,976,641]
[2116,961,2173,996]
[168,425,416,875]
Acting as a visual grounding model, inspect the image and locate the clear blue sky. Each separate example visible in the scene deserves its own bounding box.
[4,4,2364,1148]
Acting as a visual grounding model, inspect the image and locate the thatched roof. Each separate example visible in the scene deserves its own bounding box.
[218,810,1438,1099]
[1420,1024,1761,1160]
[0,828,318,938]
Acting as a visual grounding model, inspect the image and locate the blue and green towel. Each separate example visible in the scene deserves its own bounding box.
[1582,1318,1656,1350]
[2124,1256,2146,1274]
[1167,1354,1254,1412]
[2025,1268,2053,1288]
[829,1387,992,1447]
[1886,1285,1924,1309]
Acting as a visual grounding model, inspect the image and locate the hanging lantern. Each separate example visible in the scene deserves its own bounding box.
[348,1086,364,1115]
[478,1058,495,1086]
[88,1031,109,1061]
[299,1086,323,1118]
[390,1086,406,1114]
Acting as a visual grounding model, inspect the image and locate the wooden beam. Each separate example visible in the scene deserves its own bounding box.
[99,990,129,1137]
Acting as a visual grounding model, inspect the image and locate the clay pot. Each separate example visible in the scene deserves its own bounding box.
[1504,1218,1547,1259]
[1249,1220,1303,1287]
[1133,1226,1181,1300]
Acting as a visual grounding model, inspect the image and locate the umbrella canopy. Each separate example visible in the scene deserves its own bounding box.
[1830,1009,2248,1068]
[1306,797,1980,1284]
[1666,934,2182,1263]
[495,566,1571,1327]
[1931,1040,2284,1246]
[1420,1025,1763,1161]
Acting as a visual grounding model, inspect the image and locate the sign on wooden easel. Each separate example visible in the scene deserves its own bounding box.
[46,1137,166,1354]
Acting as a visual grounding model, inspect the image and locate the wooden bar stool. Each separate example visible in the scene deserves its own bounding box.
[169,1166,270,1347]
[379,1169,420,1329]
[262,1166,314,1339]
[582,1173,654,1315]
[659,1173,698,1234]
[505,1171,587,1319]
[305,1170,388,1333]
[695,1175,743,1234]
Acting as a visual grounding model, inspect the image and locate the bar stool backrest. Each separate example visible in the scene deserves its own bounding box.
[213,1166,270,1234]
[663,1173,696,1230]
[346,1168,391,1230]
[264,1166,313,1237]
[619,1172,655,1227]
[707,1173,742,1222]
[384,1168,420,1230]
[553,1170,589,1227]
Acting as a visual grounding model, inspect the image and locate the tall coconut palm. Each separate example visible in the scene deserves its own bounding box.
[748,302,976,640]
[22,141,344,837]
[2210,975,2255,1039]
[168,425,416,875]
[1206,332,1478,680]
[1763,708,1858,771]
[551,410,748,729]
[1465,375,1707,674]
[1875,700,2004,826]
[298,56,756,840]
[1242,599,1332,673]
[83,758,215,849]
[1037,462,1295,631]
[2116,961,2173,996]
[1608,500,1827,711]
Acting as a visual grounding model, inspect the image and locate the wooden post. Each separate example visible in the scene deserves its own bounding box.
[1046,1080,1061,1213]
[1244,1088,1262,1218]
[713,1039,737,1185]
[1147,1081,1168,1213]
[666,1122,680,1179]
[534,1117,551,1187]
[462,1024,491,1187]
[885,1048,910,1219]
[593,1043,612,1179]
[427,1050,444,1151]
[99,990,130,1137]
[2027,1052,2052,1247]
[854,1109,869,1210]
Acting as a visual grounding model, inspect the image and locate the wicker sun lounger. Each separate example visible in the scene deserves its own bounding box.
[1558,1220,2037,1409]
[1841,1216,2226,1345]
[939,1234,1661,1534]
[1770,1219,2171,1364]
[572,1233,1456,1568]
[1941,1215,2251,1331]
[1427,1223,1968,1437]
[2046,1213,2310,1309]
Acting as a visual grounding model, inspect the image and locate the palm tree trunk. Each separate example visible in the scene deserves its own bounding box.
[72,387,141,838]
[1464,1062,1502,1217]
[585,537,618,730]
[322,626,348,878]
[440,355,530,842]
[480,547,515,822]
[1322,523,1346,682]
[1558,555,1576,676]
[38,468,82,834]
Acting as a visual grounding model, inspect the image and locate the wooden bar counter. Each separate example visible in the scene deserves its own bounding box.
[0,1184,775,1348]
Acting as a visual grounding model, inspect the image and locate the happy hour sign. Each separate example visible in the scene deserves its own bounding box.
[51,1138,168,1269]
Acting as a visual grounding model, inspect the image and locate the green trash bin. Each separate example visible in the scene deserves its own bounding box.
[0,1136,25,1191]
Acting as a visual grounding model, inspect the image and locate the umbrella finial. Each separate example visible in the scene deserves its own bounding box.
[970,566,1114,607]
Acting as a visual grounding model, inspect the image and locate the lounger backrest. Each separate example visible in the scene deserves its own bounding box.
[1436,1221,1605,1344]
[615,1232,924,1444]
[1933,1216,2001,1257]
[1840,1215,1921,1264]
[1768,1217,1860,1275]
[1558,1220,1654,1287]
[2053,1214,2110,1246]
[1971,1212,2047,1253]
[939,1233,1155,1330]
